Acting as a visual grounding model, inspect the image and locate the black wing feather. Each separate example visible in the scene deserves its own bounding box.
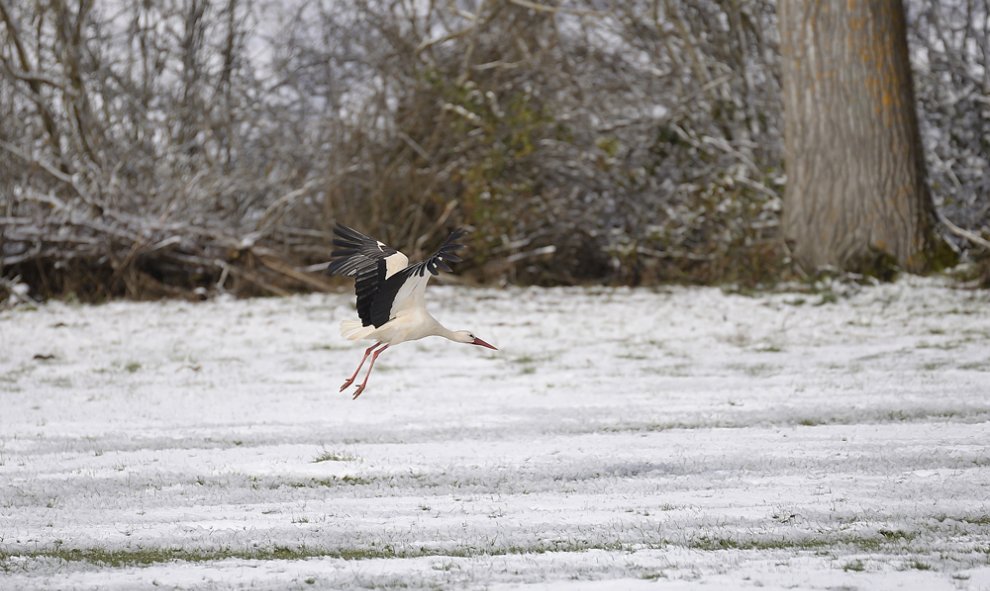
[402,228,468,278]
[330,225,469,329]
[368,271,409,327]
[328,223,401,326]
[327,223,399,277]
[353,262,387,326]
[365,228,468,327]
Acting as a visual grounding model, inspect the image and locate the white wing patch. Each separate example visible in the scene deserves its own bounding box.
[383,251,409,279]
[389,272,430,319]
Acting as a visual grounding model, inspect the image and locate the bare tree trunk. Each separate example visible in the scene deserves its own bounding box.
[778,0,949,275]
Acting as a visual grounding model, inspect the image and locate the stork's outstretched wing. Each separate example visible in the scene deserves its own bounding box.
[328,223,407,277]
[370,229,467,325]
[329,225,468,329]
[328,224,408,327]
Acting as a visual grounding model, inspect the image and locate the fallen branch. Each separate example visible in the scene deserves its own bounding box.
[939,213,990,251]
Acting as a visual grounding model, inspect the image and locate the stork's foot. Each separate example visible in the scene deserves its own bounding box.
[339,379,354,392]
[349,343,386,400]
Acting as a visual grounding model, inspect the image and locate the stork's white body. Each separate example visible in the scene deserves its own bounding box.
[341,307,455,345]
[328,224,497,398]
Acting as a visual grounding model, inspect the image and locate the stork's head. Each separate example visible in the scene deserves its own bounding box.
[453,330,498,350]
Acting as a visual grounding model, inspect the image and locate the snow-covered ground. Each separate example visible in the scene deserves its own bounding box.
[1,277,989,590]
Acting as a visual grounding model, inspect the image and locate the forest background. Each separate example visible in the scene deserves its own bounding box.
[1,0,988,301]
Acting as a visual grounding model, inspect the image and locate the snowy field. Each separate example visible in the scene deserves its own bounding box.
[1,277,989,590]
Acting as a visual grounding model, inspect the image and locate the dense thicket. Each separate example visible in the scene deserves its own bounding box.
[1,0,987,301]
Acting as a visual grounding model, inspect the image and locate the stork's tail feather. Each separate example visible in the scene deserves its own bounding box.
[340,319,376,340]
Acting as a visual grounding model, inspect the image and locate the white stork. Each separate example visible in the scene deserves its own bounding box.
[328,224,498,399]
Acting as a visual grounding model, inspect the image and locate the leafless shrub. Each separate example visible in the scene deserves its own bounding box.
[277,0,787,285]
[0,0,336,299]
[908,0,990,259]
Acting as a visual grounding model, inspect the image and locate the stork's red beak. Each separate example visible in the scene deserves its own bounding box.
[471,337,498,350]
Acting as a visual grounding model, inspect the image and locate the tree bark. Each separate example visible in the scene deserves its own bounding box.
[778,0,948,275]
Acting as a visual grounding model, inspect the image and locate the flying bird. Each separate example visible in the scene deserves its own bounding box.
[328,223,498,399]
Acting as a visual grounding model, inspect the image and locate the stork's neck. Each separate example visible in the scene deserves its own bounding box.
[424,315,463,343]
[434,322,460,342]
[410,312,470,344]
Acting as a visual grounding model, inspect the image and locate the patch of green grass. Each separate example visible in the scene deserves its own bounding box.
[727,363,779,377]
[0,363,36,384]
[598,406,990,435]
[43,376,73,388]
[312,344,345,351]
[509,353,548,376]
[340,475,371,485]
[903,559,932,571]
[755,344,783,353]
[0,539,634,568]
[640,363,693,376]
[688,536,824,552]
[687,530,919,554]
[599,419,737,433]
[814,292,839,306]
[878,529,912,541]
[285,475,373,488]
[853,530,917,552]
[0,528,950,572]
[934,514,990,526]
[312,450,356,463]
[917,340,962,351]
[1,547,244,568]
[883,409,962,422]
[124,361,142,373]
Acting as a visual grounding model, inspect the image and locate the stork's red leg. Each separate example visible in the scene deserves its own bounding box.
[340,342,382,392]
[352,344,389,400]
